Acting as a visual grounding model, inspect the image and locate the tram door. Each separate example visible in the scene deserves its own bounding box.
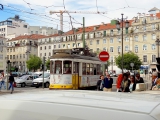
[73,62,79,90]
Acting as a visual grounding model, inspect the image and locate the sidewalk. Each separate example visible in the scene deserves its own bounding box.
[0,90,23,95]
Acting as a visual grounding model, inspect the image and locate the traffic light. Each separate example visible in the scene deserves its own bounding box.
[42,64,44,70]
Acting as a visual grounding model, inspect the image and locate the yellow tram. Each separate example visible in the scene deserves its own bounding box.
[49,48,103,89]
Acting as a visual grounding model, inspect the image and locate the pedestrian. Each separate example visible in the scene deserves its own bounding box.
[0,72,5,90]
[129,75,136,92]
[8,72,15,94]
[116,73,123,92]
[103,73,113,92]
[119,73,130,92]
[135,72,144,83]
[97,75,104,91]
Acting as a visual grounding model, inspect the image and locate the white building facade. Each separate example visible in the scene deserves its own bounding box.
[0,37,7,74]
[0,15,29,40]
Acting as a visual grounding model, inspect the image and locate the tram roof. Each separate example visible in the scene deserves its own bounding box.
[50,49,100,61]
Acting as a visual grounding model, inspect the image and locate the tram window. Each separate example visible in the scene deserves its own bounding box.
[82,63,86,75]
[100,65,103,75]
[54,61,62,74]
[50,61,54,74]
[73,62,78,73]
[86,63,90,75]
[97,64,101,75]
[90,63,94,75]
[63,61,72,74]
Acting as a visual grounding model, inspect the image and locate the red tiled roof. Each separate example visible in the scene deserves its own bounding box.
[41,34,60,38]
[156,13,160,19]
[9,34,46,41]
[64,20,133,36]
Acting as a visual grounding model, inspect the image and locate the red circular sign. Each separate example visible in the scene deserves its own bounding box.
[99,51,110,62]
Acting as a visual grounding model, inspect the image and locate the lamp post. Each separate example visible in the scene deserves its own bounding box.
[116,14,129,73]
[155,36,160,57]
[25,50,30,72]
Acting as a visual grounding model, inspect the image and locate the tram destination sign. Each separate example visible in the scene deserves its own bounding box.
[99,51,110,62]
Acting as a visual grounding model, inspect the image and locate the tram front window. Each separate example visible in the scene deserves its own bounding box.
[63,61,72,74]
[54,61,62,74]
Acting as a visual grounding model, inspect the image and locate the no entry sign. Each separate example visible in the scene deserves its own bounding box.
[99,51,110,62]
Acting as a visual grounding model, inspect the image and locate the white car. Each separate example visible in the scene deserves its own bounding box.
[15,75,39,87]
[32,72,50,88]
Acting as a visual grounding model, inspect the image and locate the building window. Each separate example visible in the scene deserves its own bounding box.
[44,46,46,50]
[40,47,42,50]
[20,54,22,59]
[13,55,15,59]
[10,55,12,59]
[135,45,138,52]
[78,43,80,47]
[40,53,42,57]
[96,48,99,52]
[72,43,75,47]
[54,45,56,48]
[134,36,138,41]
[10,48,12,52]
[110,38,113,43]
[125,46,129,51]
[143,55,147,62]
[103,31,106,37]
[110,30,113,35]
[90,40,92,45]
[103,39,106,43]
[36,31,38,34]
[152,44,156,50]
[110,47,113,52]
[63,44,65,48]
[44,53,46,56]
[96,40,99,44]
[90,33,93,38]
[103,47,106,51]
[125,37,129,42]
[143,44,147,50]
[117,46,121,53]
[152,55,156,62]
[67,44,70,48]
[143,35,147,41]
[31,31,33,34]
[117,37,121,42]
[49,46,51,49]
[49,52,51,56]
[117,29,121,35]
[23,54,25,58]
[58,44,60,48]
[143,26,146,31]
[152,24,155,30]
[152,34,156,40]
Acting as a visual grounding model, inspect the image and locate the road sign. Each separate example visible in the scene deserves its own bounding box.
[130,63,134,67]
[99,51,110,62]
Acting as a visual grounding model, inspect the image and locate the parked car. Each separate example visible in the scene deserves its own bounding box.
[15,75,39,87]
[32,72,50,88]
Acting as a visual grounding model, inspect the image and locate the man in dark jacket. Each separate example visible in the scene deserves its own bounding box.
[8,72,15,94]
[103,73,113,91]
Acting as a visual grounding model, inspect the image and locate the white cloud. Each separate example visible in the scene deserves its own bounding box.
[1,0,160,31]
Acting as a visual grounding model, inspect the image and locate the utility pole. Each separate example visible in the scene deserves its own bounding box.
[83,17,85,48]
[42,57,45,89]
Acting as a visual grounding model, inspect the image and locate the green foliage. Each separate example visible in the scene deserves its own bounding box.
[26,55,42,71]
[45,59,50,70]
[115,52,142,70]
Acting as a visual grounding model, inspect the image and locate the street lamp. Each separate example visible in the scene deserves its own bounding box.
[155,36,160,57]
[116,14,129,73]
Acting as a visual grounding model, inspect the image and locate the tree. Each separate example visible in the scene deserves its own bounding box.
[26,55,42,71]
[45,59,50,70]
[115,52,142,70]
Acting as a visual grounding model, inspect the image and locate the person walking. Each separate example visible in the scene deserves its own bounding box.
[97,75,104,91]
[103,73,113,92]
[0,72,6,90]
[8,72,15,94]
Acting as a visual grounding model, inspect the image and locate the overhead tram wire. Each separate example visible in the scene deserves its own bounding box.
[0,9,70,28]
[22,0,34,11]
[124,0,130,7]
[63,0,78,48]
[22,0,64,8]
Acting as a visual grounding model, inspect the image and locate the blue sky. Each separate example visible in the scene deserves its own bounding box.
[0,0,160,31]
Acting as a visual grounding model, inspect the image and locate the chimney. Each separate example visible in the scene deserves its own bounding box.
[101,22,104,25]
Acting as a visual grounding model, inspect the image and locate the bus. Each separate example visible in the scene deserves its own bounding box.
[49,48,104,89]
